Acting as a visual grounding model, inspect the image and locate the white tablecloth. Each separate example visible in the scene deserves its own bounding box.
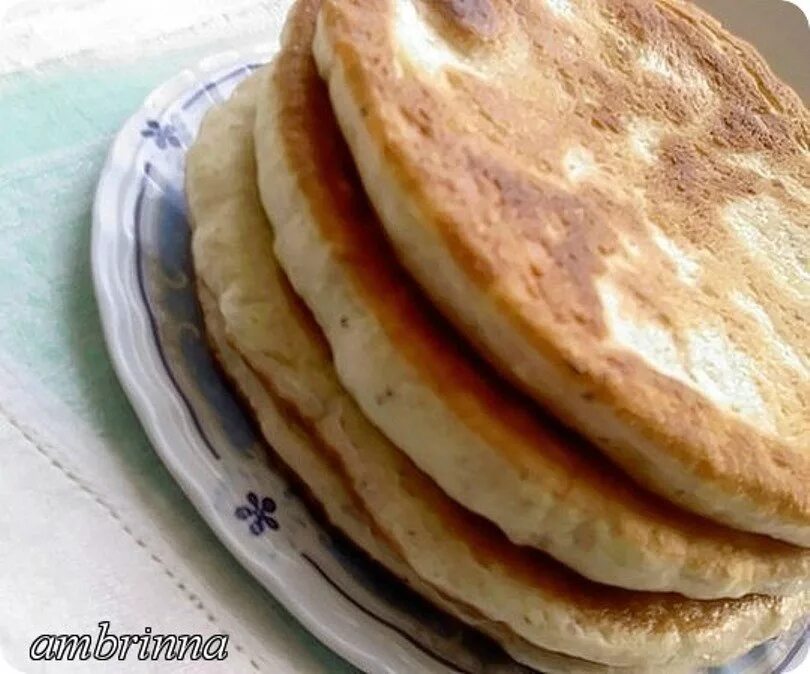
[0,1,355,672]
[0,1,807,673]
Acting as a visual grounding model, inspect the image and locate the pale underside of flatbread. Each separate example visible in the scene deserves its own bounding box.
[253,0,810,601]
[199,283,623,674]
[188,45,809,670]
[185,74,621,674]
[312,0,810,545]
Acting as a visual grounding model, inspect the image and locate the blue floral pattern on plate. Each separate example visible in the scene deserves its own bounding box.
[235,492,279,535]
[141,119,182,149]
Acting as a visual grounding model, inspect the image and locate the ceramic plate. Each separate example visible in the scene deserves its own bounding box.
[91,47,809,674]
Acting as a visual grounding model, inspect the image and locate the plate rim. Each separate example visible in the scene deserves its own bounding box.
[89,42,810,674]
[90,45,465,674]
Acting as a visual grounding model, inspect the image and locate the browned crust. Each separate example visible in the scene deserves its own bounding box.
[315,0,810,529]
[268,0,810,589]
[185,7,807,651]
[197,271,789,639]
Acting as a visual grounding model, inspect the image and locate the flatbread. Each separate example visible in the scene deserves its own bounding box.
[255,0,810,600]
[187,41,809,671]
[312,0,810,545]
[186,74,615,674]
[199,284,619,674]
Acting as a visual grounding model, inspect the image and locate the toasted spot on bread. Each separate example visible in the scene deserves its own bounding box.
[728,152,810,204]
[638,47,711,100]
[598,278,688,383]
[600,275,770,429]
[732,292,807,375]
[651,227,700,286]
[639,49,676,79]
[725,197,808,295]
[434,0,500,39]
[628,118,662,163]
[546,0,573,18]
[316,0,810,544]
[394,0,476,76]
[563,146,596,182]
[686,327,773,432]
[618,233,642,259]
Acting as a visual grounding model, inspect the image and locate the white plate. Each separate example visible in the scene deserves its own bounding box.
[91,47,809,674]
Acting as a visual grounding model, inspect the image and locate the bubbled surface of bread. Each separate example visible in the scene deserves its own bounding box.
[313,0,810,544]
[253,0,810,601]
[186,40,810,668]
[187,73,620,674]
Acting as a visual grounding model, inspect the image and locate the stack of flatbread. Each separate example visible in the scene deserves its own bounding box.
[186,0,810,670]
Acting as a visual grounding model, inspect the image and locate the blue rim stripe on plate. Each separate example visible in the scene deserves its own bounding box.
[301,554,475,674]
[134,161,221,460]
[134,78,501,672]
[181,63,265,111]
[96,52,809,674]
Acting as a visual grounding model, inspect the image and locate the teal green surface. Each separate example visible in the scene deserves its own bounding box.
[0,51,354,673]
